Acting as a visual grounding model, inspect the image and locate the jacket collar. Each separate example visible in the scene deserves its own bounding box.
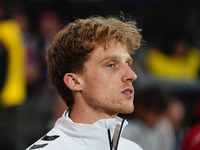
[54,109,128,149]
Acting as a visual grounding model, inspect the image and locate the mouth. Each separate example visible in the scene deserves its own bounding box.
[122,88,134,97]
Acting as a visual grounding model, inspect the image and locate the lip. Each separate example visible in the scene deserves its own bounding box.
[121,88,134,97]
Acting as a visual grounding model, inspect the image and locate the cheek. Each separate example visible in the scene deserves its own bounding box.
[110,99,121,105]
[90,75,110,90]
[107,97,123,107]
[116,100,123,105]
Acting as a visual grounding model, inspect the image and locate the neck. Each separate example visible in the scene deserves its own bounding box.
[69,94,116,124]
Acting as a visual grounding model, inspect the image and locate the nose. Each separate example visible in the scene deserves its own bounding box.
[122,65,137,83]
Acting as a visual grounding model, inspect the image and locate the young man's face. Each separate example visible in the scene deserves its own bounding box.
[80,40,137,117]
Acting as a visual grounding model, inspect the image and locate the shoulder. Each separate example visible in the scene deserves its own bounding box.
[118,138,143,150]
[26,129,65,150]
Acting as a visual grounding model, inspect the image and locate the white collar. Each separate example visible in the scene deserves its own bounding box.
[55,109,128,148]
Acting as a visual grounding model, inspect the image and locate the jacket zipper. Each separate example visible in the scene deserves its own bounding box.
[107,117,125,150]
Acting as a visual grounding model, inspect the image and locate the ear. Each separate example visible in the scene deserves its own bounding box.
[63,73,82,92]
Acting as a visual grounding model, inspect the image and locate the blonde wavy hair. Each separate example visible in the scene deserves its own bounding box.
[46,16,142,108]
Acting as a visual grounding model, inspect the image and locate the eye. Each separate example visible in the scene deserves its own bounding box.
[107,63,115,68]
[107,61,118,68]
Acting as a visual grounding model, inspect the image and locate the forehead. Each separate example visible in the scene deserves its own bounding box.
[89,40,132,62]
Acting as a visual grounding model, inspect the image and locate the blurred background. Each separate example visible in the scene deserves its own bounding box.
[0,0,200,150]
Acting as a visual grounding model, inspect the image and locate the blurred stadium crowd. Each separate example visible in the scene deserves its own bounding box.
[0,0,200,150]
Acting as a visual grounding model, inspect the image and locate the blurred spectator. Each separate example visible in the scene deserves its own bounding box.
[0,2,26,107]
[12,8,43,89]
[36,9,65,128]
[0,2,26,150]
[7,7,61,149]
[180,102,200,150]
[156,117,175,150]
[145,32,200,82]
[167,98,185,150]
[122,85,176,150]
[38,10,63,50]
[37,10,63,83]
[167,99,185,132]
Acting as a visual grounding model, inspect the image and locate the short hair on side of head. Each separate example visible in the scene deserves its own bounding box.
[46,16,142,108]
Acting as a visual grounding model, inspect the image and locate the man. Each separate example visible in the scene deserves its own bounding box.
[26,16,142,150]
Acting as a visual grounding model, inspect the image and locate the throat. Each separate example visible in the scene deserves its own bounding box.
[69,107,116,124]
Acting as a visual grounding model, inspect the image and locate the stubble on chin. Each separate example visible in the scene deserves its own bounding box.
[109,98,134,115]
[120,98,134,114]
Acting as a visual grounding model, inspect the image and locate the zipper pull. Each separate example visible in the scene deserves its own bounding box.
[112,117,125,150]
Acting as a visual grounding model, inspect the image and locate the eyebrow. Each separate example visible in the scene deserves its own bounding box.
[100,55,133,65]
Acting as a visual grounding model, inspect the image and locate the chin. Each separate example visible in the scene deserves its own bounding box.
[120,106,134,114]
